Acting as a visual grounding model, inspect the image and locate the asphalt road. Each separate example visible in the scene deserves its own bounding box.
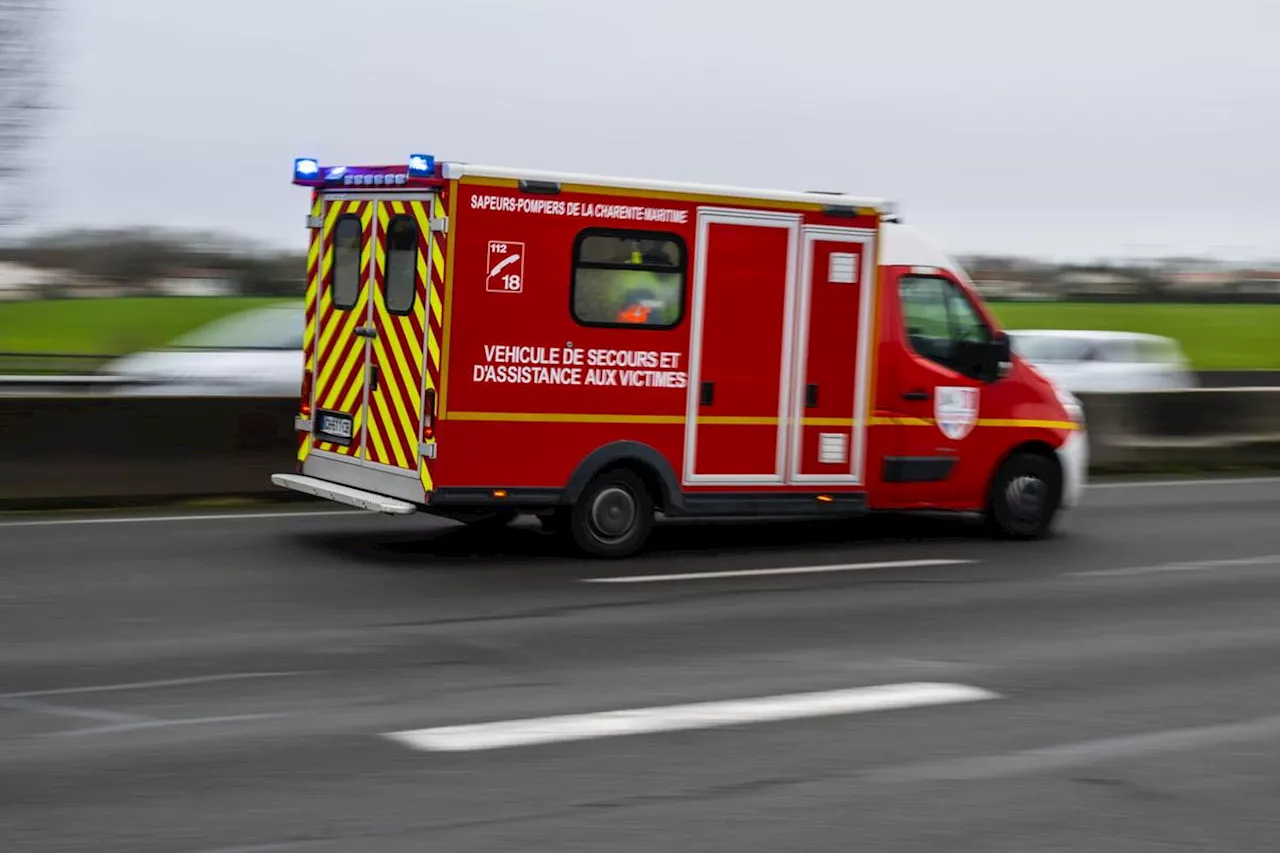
[2,477,1280,852]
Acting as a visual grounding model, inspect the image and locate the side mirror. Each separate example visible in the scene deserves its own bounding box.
[955,332,1011,383]
[992,333,1012,381]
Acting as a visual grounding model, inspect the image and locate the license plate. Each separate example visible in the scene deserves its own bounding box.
[316,410,353,444]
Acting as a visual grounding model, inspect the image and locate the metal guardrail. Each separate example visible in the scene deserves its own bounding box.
[0,374,145,396]
[0,352,113,374]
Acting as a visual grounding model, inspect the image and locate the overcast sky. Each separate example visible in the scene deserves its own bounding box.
[30,0,1280,261]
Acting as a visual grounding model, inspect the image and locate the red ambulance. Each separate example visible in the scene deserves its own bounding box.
[273,155,1088,557]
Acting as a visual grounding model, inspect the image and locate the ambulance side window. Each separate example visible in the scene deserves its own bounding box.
[899,275,991,375]
[331,215,363,311]
[571,229,686,329]
[383,216,418,315]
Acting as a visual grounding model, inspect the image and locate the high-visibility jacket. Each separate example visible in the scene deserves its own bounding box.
[616,304,652,324]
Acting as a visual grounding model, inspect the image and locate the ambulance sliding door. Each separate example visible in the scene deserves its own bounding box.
[785,227,876,485]
[683,210,802,485]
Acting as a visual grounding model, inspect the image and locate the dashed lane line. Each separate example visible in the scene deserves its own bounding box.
[582,558,976,584]
[384,682,1001,752]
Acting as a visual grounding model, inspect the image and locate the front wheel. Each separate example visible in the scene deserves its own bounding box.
[985,451,1063,540]
[569,469,654,558]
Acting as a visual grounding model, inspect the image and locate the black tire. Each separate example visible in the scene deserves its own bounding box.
[985,451,1063,540]
[569,468,654,558]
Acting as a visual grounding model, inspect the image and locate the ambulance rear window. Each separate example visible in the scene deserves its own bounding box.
[383,216,418,315]
[571,229,686,329]
[331,215,363,310]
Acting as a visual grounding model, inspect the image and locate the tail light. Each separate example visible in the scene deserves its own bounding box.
[300,368,314,418]
[422,389,436,440]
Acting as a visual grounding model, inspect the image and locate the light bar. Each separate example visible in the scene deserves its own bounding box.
[292,156,441,187]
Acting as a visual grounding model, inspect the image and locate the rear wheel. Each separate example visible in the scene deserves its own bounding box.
[985,451,1062,540]
[569,469,654,558]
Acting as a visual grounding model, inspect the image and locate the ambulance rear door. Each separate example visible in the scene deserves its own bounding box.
[308,192,444,492]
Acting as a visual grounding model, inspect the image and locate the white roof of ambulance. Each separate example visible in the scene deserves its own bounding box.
[878,221,970,280]
[442,163,890,211]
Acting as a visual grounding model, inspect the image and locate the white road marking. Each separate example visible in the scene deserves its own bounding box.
[0,671,312,699]
[583,558,976,584]
[55,712,288,738]
[1073,554,1280,578]
[384,682,1000,752]
[0,509,367,529]
[871,712,1280,782]
[0,695,150,726]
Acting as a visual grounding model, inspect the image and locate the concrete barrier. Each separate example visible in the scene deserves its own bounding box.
[1079,388,1280,473]
[0,396,298,505]
[1194,371,1280,388]
[0,391,1277,506]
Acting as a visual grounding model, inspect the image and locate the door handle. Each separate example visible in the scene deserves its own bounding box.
[700,381,715,406]
[805,383,819,408]
[354,326,377,338]
[902,389,929,401]
[369,364,379,393]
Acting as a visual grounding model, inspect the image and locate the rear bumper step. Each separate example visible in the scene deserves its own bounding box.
[270,474,418,515]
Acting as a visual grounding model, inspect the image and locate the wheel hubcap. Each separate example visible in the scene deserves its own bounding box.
[589,486,637,542]
[1006,474,1046,521]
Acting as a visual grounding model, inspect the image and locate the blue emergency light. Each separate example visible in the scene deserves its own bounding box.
[293,157,320,181]
[408,154,435,178]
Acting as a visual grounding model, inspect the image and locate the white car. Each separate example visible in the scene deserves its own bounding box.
[1007,329,1197,393]
[103,302,305,396]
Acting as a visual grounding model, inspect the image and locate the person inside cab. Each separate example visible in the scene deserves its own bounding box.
[613,242,673,325]
[615,288,665,324]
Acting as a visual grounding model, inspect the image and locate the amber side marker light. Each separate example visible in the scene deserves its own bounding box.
[492,490,509,499]
[816,495,834,503]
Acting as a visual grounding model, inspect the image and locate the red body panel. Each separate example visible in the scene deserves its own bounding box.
[871,263,1075,511]
[420,179,1073,513]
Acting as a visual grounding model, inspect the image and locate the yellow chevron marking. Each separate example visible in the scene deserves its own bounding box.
[306,236,320,273]
[428,283,442,329]
[373,306,417,427]
[431,240,445,282]
[370,391,405,468]
[427,330,440,374]
[324,291,370,410]
[318,290,367,403]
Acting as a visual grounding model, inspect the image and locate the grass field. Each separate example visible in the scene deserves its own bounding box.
[0,297,295,360]
[988,303,1280,370]
[0,297,1275,370]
